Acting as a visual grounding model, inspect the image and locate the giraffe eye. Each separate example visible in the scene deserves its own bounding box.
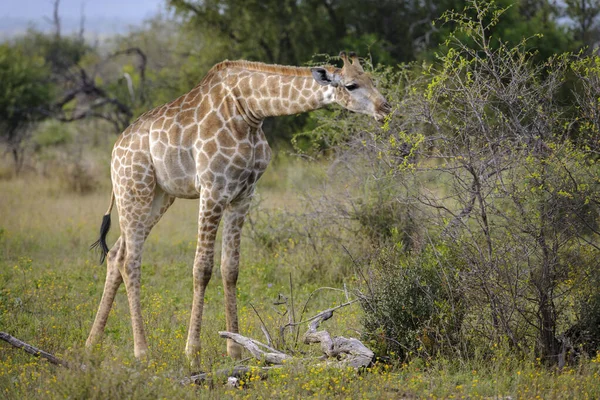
[345,83,359,91]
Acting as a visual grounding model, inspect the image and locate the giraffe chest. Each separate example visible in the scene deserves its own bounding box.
[149,126,271,200]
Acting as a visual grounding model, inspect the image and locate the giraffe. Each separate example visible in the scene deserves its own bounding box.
[87,51,391,368]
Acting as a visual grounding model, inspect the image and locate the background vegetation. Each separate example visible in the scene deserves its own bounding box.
[1,0,600,398]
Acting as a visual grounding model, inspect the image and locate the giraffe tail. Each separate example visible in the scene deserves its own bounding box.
[90,191,115,264]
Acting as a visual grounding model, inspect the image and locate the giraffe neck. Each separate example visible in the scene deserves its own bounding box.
[228,68,335,123]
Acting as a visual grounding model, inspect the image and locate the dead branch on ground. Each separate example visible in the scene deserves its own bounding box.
[219,300,374,369]
[0,331,69,368]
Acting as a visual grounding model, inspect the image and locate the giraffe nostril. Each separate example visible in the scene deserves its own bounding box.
[380,102,392,114]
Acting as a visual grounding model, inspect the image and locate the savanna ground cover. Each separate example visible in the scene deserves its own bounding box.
[0,151,599,399]
[2,1,600,398]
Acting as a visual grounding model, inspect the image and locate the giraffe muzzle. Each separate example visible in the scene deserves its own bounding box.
[375,101,392,122]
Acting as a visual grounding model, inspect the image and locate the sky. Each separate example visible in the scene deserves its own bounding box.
[1,0,167,36]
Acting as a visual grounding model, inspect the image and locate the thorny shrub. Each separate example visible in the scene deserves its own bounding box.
[278,0,600,365]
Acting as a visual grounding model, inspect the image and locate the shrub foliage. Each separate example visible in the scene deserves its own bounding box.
[288,1,600,365]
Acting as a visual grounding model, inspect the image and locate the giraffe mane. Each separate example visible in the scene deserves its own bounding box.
[204,60,339,80]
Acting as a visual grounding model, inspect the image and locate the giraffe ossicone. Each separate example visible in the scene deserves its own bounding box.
[86,52,391,368]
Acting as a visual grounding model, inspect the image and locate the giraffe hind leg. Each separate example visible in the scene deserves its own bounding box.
[116,188,175,359]
[86,237,125,349]
[86,188,174,356]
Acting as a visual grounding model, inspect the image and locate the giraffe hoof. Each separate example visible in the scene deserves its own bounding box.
[189,357,202,371]
[85,336,100,351]
[227,340,242,360]
[134,347,150,364]
[186,345,202,370]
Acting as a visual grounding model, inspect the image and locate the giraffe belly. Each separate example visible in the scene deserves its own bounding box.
[151,146,200,199]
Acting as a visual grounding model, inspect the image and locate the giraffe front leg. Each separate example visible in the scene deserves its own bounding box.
[220,197,252,360]
[185,193,224,369]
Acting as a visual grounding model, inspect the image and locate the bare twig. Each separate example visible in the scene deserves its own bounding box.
[288,273,296,339]
[283,299,359,329]
[339,243,372,296]
[249,302,273,347]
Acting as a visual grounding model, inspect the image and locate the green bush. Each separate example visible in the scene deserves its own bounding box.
[362,242,464,360]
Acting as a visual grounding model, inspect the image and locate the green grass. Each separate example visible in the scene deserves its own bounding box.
[1,157,600,399]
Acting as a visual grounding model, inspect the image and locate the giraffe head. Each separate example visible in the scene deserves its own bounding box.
[311,51,392,122]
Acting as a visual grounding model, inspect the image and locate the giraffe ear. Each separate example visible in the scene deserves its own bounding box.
[311,67,340,87]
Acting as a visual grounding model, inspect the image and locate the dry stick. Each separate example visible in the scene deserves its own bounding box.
[249,302,273,347]
[0,332,69,368]
[288,273,296,346]
[339,243,373,298]
[283,299,359,330]
[274,293,289,351]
